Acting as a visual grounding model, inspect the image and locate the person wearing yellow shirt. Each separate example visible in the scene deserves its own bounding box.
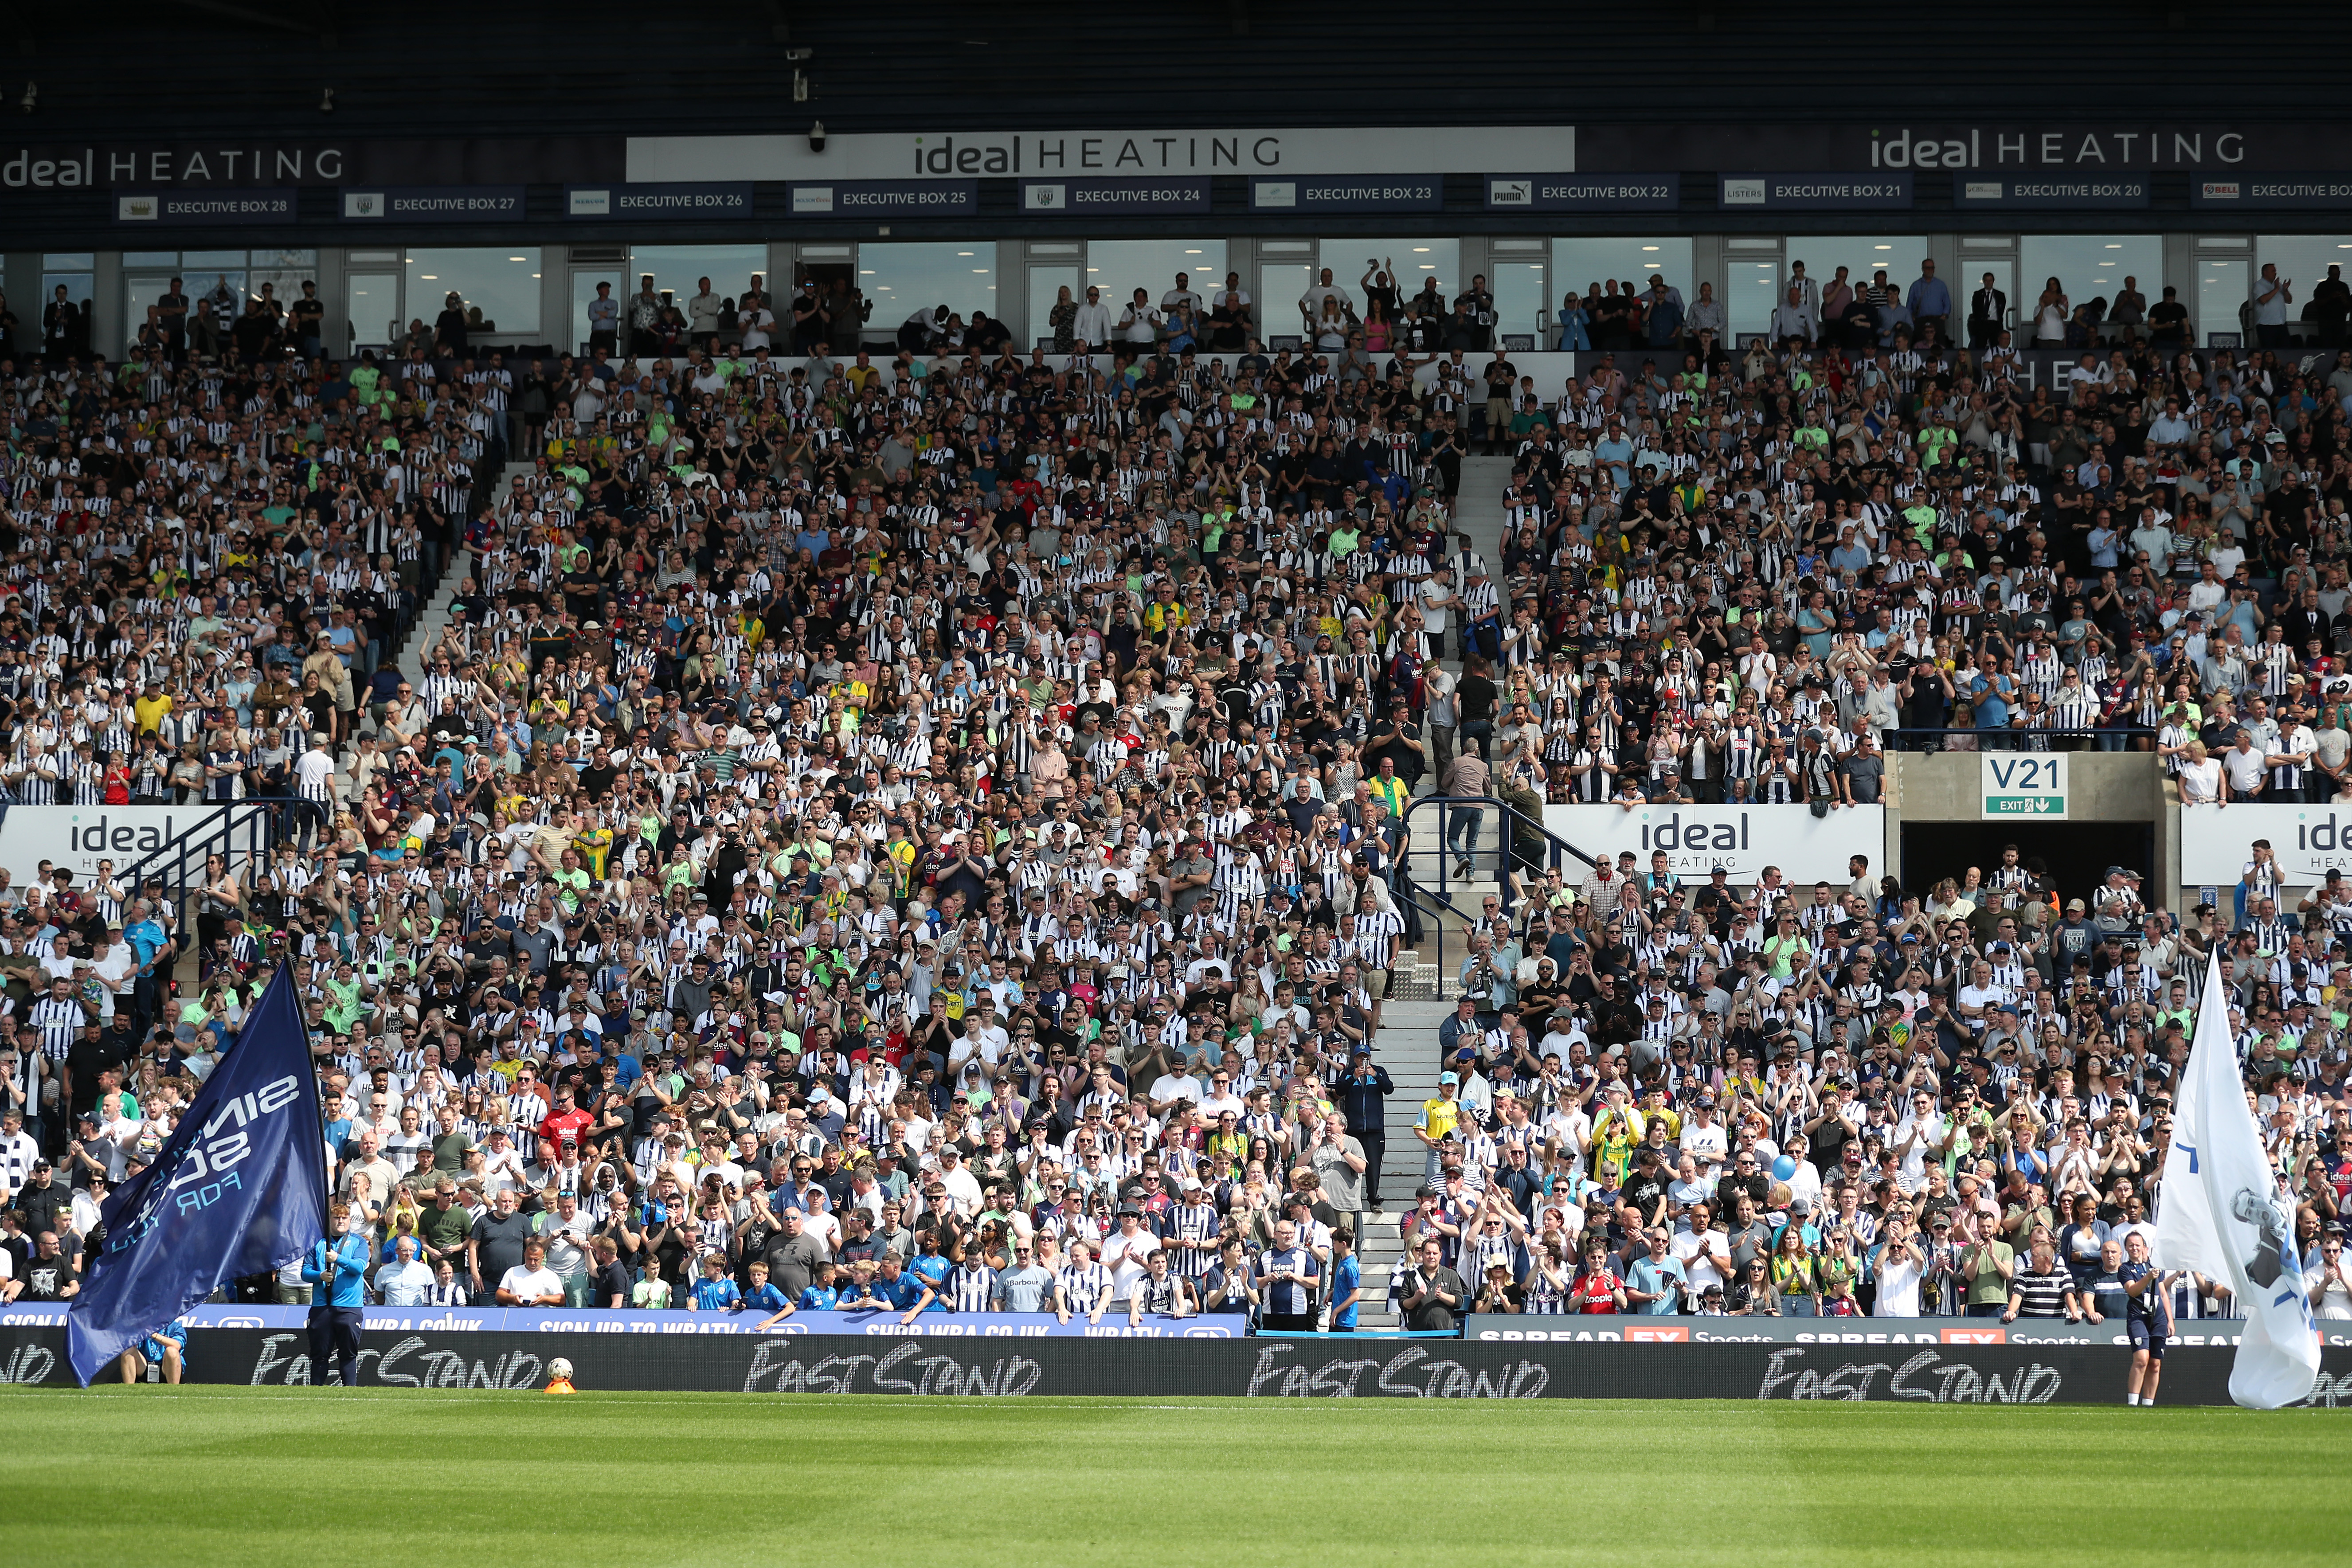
[1367,756,1411,820]
[571,821,614,882]
[1590,1084,1645,1187]
[1414,1072,1464,1179]
[133,680,173,734]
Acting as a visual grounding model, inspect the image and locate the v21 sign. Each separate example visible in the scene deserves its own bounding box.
[1980,754,2066,819]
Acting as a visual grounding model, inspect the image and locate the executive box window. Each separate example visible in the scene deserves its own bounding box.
[1794,235,1926,294]
[403,248,543,340]
[572,246,767,348]
[859,242,998,340]
[2197,256,2246,347]
[120,248,318,356]
[1084,239,1229,313]
[1314,238,1460,339]
[2254,235,2352,339]
[2015,235,2161,345]
[1552,238,1695,342]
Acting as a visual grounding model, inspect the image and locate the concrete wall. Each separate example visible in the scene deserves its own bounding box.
[1886,751,2176,903]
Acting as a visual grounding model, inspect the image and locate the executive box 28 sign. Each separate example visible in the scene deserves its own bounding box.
[1981,754,2066,818]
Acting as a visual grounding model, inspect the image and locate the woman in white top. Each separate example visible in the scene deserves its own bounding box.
[2176,739,2226,805]
[2034,277,2069,344]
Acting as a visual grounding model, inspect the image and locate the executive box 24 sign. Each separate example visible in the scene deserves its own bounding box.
[1981,754,2066,818]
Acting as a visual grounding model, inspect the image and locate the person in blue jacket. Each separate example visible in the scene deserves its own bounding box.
[121,1315,189,1384]
[301,1199,371,1386]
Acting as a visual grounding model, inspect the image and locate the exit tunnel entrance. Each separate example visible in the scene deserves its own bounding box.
[1899,820,2157,909]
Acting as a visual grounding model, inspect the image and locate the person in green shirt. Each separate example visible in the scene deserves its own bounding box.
[1961,1232,2015,1315]
[322,960,369,1034]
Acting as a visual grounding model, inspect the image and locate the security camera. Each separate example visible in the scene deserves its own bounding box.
[783,46,814,61]
[808,120,826,153]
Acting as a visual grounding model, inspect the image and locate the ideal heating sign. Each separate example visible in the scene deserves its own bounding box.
[1981,755,2066,819]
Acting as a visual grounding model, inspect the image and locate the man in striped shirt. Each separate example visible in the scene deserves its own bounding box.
[27,978,87,1071]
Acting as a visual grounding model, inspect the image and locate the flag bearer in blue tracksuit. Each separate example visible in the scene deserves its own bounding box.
[302,1199,371,1385]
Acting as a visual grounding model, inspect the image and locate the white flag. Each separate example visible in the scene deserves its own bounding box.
[2154,953,2320,1408]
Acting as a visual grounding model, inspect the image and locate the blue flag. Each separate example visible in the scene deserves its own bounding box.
[67,964,325,1386]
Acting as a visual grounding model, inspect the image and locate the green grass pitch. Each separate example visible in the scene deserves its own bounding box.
[1,1387,2343,1565]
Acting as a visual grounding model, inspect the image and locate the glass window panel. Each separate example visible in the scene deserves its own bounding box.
[573,270,621,349]
[1793,235,1925,297]
[42,272,94,334]
[1727,260,1782,340]
[121,270,181,355]
[858,242,998,343]
[179,250,247,269]
[1081,239,1229,314]
[1956,259,2017,340]
[2016,235,2161,341]
[1549,237,1693,302]
[122,251,180,269]
[1490,259,1546,341]
[403,247,541,339]
[251,248,318,268]
[2197,257,2246,348]
[2255,236,2352,339]
[625,245,769,313]
[1320,239,1460,322]
[1259,262,1312,345]
[346,273,399,351]
[40,253,94,269]
[1029,266,1080,350]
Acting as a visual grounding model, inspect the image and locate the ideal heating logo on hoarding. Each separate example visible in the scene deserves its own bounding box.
[1869,127,2244,167]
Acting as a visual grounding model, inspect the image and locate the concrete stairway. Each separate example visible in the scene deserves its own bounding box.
[1351,993,1451,1328]
[1392,453,1517,994]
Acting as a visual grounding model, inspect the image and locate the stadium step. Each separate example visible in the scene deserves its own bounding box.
[1351,994,1453,1328]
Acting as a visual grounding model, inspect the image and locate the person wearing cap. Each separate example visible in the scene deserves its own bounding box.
[1415,1070,1463,1182]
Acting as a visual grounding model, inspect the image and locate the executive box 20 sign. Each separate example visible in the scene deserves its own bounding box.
[1981,754,2066,818]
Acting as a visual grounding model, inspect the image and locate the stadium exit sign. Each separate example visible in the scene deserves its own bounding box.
[1981,754,2066,818]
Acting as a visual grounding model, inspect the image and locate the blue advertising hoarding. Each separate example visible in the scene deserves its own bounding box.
[566,182,754,219]
[115,190,295,225]
[1718,172,1913,210]
[340,186,527,222]
[1485,174,1680,211]
[787,180,977,216]
[1020,177,1210,215]
[1250,176,1443,213]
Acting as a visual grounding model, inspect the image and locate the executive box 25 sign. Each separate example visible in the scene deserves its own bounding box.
[1981,754,2066,818]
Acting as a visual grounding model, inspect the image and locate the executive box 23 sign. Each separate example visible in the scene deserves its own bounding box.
[1981,754,2066,818]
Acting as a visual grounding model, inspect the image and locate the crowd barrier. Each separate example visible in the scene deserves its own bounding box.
[5,1306,2349,1404]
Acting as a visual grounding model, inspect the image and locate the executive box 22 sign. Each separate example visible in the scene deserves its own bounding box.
[1981,754,2066,818]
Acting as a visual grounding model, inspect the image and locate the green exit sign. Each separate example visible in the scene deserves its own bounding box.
[1984,793,2065,817]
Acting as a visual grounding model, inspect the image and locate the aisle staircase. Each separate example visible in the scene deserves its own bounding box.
[1350,453,1515,1327]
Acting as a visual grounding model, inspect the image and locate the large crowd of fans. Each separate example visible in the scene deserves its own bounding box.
[1,254,2350,1337]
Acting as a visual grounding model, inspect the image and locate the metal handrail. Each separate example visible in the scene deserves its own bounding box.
[1390,793,1599,997]
[118,798,292,939]
[1400,792,1600,919]
[1881,726,2156,750]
